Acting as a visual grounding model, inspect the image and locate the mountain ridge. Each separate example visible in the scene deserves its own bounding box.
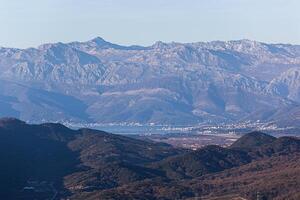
[3,37,300,50]
[0,38,300,125]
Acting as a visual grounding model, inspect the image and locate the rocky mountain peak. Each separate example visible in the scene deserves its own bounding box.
[90,37,108,44]
[0,38,299,124]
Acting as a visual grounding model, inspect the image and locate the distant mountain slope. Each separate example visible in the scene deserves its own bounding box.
[0,80,89,121]
[267,67,300,102]
[0,38,300,124]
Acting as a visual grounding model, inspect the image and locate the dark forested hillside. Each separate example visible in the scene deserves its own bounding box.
[0,118,300,200]
[0,118,181,199]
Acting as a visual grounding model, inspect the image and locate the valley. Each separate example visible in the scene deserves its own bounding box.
[65,120,299,150]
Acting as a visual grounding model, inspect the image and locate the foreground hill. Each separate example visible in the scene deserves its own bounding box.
[80,132,300,200]
[148,145,252,180]
[93,154,300,200]
[0,38,300,125]
[0,118,181,199]
[0,118,300,199]
[230,131,277,149]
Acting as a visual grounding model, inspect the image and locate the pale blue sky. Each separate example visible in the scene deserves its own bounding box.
[0,0,299,48]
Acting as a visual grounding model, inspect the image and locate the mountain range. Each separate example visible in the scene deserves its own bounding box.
[1,118,300,199]
[0,38,300,125]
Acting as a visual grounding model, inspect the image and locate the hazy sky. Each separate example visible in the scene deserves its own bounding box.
[0,0,299,48]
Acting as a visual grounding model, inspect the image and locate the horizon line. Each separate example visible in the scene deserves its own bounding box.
[1,37,299,50]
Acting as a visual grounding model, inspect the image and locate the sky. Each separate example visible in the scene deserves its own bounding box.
[0,0,299,48]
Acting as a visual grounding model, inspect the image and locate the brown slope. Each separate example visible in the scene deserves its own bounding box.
[0,118,181,199]
[79,133,300,200]
[1,118,300,200]
[149,145,252,180]
[230,131,276,150]
[87,153,300,200]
